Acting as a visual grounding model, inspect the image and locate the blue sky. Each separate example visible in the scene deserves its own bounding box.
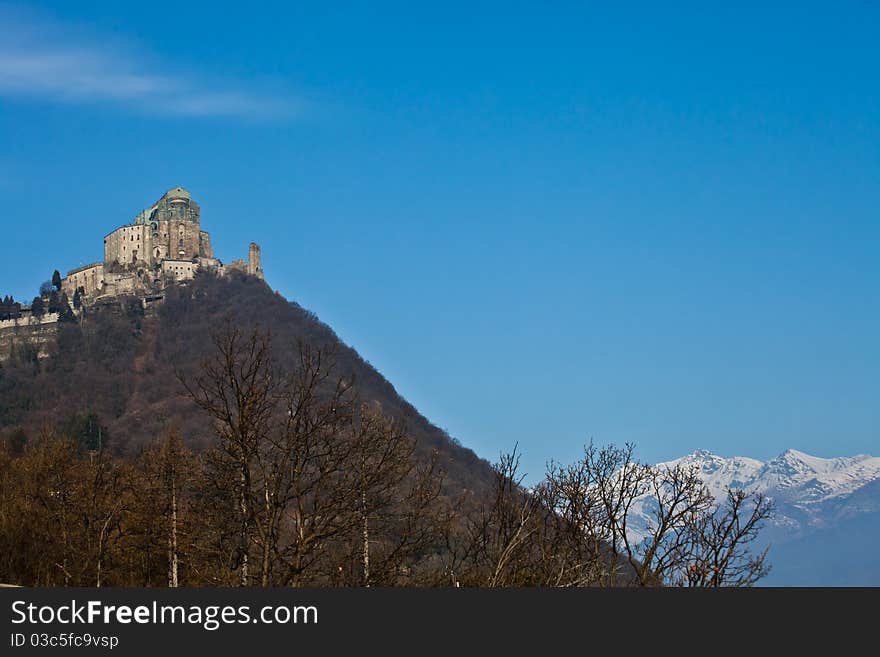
[1,1,877,477]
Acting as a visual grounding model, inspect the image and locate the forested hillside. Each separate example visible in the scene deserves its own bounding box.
[0,273,771,588]
[0,272,492,495]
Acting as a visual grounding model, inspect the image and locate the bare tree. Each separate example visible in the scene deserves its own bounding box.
[448,448,544,587]
[625,463,714,586]
[340,405,448,586]
[552,442,772,587]
[134,431,194,587]
[263,341,358,586]
[180,324,276,586]
[675,489,774,587]
[536,459,614,586]
[582,443,653,585]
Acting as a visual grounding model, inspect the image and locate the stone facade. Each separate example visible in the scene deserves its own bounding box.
[62,263,105,298]
[0,311,61,362]
[248,242,263,278]
[62,187,263,302]
[161,259,199,282]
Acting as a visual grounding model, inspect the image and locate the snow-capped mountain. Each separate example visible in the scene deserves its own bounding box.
[655,449,880,530]
[629,449,880,585]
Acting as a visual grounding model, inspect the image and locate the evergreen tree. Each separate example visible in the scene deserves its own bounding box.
[48,291,61,314]
[59,302,76,323]
[52,270,62,291]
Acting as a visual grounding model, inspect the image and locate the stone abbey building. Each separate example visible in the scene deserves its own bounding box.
[62,187,263,301]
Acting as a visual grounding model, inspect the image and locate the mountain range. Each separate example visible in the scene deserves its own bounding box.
[630,449,880,585]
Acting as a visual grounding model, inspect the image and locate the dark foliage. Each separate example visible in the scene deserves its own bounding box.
[30,296,45,317]
[0,296,22,321]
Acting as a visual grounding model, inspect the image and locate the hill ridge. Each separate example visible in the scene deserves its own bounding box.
[0,272,494,497]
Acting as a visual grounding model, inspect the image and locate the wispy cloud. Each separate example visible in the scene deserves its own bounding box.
[0,6,297,119]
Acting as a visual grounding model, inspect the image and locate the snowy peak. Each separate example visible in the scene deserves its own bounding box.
[757,449,880,501]
[645,447,880,534]
[766,448,879,474]
[657,450,763,500]
[633,447,880,585]
[658,448,880,501]
[764,448,847,477]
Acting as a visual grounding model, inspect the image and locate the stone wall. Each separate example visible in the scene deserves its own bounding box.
[0,313,61,362]
[157,219,202,261]
[104,224,147,267]
[62,263,105,297]
[199,231,214,258]
[102,271,141,297]
[0,312,61,331]
[226,258,247,275]
[161,259,199,282]
[248,242,264,279]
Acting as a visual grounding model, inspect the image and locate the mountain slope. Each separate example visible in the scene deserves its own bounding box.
[0,272,494,498]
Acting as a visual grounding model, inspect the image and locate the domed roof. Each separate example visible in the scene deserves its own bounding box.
[164,186,192,201]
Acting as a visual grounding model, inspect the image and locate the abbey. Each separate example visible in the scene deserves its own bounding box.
[62,187,263,301]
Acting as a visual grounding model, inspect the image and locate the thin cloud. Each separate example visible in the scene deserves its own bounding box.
[0,7,297,119]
